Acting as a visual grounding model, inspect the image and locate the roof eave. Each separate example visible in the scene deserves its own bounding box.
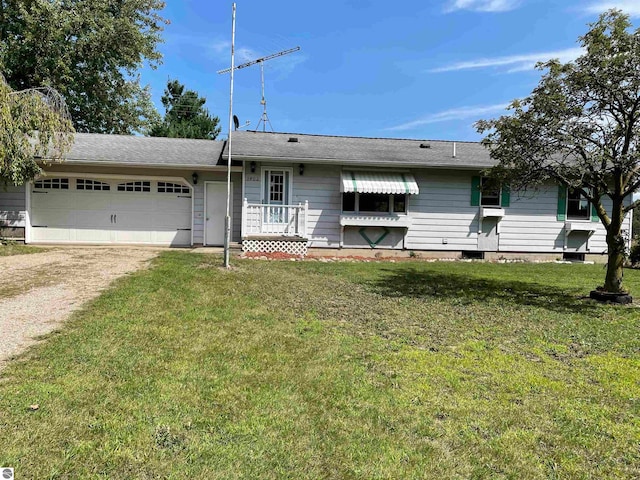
[226,154,494,170]
[38,159,241,171]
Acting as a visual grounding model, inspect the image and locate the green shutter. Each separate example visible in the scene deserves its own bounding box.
[471,176,481,206]
[591,203,599,222]
[501,185,510,207]
[557,185,566,221]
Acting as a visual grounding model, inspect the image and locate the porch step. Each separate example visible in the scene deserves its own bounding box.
[242,235,307,242]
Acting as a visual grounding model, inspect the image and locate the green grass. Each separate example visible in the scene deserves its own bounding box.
[0,243,45,256]
[1,254,639,479]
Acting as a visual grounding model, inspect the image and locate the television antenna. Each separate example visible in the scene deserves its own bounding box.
[218,46,300,131]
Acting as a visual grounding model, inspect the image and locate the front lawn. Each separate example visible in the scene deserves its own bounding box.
[1,254,638,479]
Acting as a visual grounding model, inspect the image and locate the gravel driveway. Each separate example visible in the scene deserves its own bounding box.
[0,247,160,370]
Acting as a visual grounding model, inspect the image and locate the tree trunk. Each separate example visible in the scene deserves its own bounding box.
[604,231,626,293]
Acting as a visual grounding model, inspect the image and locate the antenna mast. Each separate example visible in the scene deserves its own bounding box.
[218,46,300,131]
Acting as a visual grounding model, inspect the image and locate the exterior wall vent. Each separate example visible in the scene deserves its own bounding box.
[419,143,431,149]
[288,137,299,143]
[563,252,586,262]
[461,251,485,260]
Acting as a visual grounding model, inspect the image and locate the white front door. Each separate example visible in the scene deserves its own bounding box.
[262,168,292,230]
[205,182,230,246]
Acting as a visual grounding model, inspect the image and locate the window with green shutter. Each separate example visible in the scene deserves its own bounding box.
[472,176,509,207]
[557,185,567,221]
[558,186,596,221]
[471,176,481,206]
[500,185,510,207]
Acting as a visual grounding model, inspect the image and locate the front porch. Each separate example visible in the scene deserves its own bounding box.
[241,200,309,255]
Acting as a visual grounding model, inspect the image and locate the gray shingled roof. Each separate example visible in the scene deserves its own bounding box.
[223,130,495,169]
[57,133,225,168]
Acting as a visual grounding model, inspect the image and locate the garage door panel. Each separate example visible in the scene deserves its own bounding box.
[114,229,153,244]
[110,195,157,211]
[32,192,75,210]
[155,196,192,213]
[74,228,113,242]
[150,212,191,229]
[75,210,112,228]
[157,230,191,246]
[74,193,115,209]
[112,211,154,229]
[32,208,75,227]
[31,227,73,242]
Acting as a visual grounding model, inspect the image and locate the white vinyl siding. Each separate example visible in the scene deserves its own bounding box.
[405,171,479,251]
[245,165,631,255]
[0,184,27,228]
[292,164,341,247]
[499,186,619,253]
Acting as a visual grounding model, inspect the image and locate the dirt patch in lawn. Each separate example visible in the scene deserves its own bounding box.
[0,247,159,370]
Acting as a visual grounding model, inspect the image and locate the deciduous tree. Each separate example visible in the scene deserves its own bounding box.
[0,74,74,186]
[0,0,167,134]
[477,10,640,295]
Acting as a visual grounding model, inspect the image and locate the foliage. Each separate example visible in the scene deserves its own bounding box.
[0,74,73,186]
[0,254,638,478]
[0,0,167,134]
[149,79,221,139]
[477,10,640,294]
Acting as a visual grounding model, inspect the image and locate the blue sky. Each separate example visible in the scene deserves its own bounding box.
[141,0,640,141]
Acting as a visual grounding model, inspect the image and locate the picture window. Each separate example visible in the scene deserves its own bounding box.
[342,193,407,214]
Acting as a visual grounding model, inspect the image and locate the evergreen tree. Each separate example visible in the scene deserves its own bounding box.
[150,80,221,140]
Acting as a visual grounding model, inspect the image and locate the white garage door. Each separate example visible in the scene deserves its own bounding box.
[30,177,192,246]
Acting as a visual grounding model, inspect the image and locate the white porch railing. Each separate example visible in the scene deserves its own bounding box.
[242,199,308,237]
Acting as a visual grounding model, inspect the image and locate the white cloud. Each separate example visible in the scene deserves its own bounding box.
[211,40,230,54]
[387,103,510,131]
[430,47,584,73]
[444,0,521,13]
[583,1,640,17]
[208,41,256,63]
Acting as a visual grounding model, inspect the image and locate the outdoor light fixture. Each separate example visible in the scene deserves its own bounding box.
[250,161,257,173]
[192,172,199,185]
[299,163,305,176]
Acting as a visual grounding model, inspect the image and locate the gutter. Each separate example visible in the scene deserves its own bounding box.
[37,159,242,171]
[224,154,495,170]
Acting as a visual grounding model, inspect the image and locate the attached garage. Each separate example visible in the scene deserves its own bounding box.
[30,175,192,246]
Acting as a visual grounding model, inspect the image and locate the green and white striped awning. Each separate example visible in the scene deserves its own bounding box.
[341,171,419,195]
